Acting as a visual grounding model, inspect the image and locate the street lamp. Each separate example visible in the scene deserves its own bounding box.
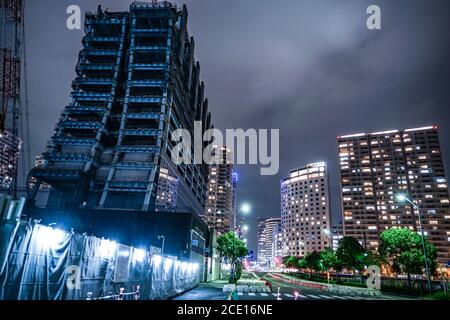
[234,203,251,230]
[157,235,165,255]
[396,193,432,292]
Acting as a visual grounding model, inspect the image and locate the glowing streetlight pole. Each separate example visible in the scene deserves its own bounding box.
[234,203,251,231]
[396,194,432,292]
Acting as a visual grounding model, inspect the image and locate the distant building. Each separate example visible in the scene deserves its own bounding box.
[232,172,238,229]
[203,146,234,235]
[271,219,283,266]
[331,222,344,251]
[155,167,178,211]
[281,162,331,257]
[256,217,282,268]
[338,126,450,264]
[0,130,20,193]
[257,218,267,266]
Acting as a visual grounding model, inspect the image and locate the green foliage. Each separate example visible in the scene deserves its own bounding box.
[379,228,437,277]
[362,251,385,268]
[335,237,366,271]
[216,232,248,284]
[425,291,450,300]
[301,250,324,272]
[216,231,249,262]
[282,256,300,268]
[320,248,341,271]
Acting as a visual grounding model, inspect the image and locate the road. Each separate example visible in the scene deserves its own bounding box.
[174,272,417,301]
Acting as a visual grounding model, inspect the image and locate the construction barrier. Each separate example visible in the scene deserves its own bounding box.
[0,220,200,300]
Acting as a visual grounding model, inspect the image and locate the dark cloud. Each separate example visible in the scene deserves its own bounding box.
[25,0,450,252]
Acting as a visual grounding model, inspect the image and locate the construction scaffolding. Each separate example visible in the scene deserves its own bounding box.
[0,0,24,197]
[29,2,212,215]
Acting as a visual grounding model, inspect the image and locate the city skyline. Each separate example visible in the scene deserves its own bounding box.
[22,0,450,252]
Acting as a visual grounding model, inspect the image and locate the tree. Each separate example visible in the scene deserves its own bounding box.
[283,256,300,268]
[302,250,324,273]
[379,228,437,288]
[320,248,341,271]
[362,250,385,268]
[216,232,249,283]
[336,237,366,272]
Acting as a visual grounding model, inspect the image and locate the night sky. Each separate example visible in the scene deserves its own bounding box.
[24,0,450,252]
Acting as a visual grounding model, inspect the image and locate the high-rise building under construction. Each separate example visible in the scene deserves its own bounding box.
[29,2,212,216]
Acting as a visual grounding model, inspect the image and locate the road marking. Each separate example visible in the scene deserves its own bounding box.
[344,296,360,300]
[248,293,255,296]
[381,296,397,300]
[319,295,333,299]
[238,293,243,296]
[306,294,321,299]
[272,293,278,296]
[284,294,294,298]
[260,293,268,297]
[331,295,346,299]
[299,294,308,299]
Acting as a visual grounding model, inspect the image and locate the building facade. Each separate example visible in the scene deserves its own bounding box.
[203,146,234,235]
[267,218,282,267]
[257,217,267,267]
[0,130,20,194]
[29,2,211,216]
[155,167,178,211]
[331,222,344,251]
[338,126,450,264]
[256,217,282,268]
[281,162,331,257]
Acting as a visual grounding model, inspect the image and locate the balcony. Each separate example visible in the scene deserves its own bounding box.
[127,112,161,120]
[65,105,108,114]
[42,152,91,162]
[72,78,114,86]
[130,62,168,71]
[116,145,160,153]
[83,36,121,43]
[71,92,111,102]
[52,136,97,146]
[127,96,162,104]
[128,79,165,87]
[60,120,102,130]
[80,49,120,57]
[114,162,155,170]
[123,128,160,136]
[132,45,168,52]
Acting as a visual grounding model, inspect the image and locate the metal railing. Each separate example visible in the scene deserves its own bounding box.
[86,286,141,300]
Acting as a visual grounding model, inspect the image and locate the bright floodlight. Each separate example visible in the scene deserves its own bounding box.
[243,225,249,231]
[323,228,331,236]
[396,194,407,202]
[241,203,251,213]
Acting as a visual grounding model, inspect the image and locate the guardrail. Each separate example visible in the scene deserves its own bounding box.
[86,287,140,300]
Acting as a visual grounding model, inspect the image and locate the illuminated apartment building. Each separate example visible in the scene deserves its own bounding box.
[155,167,178,211]
[265,217,282,267]
[281,162,331,257]
[338,126,450,264]
[203,146,234,234]
[257,217,267,266]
